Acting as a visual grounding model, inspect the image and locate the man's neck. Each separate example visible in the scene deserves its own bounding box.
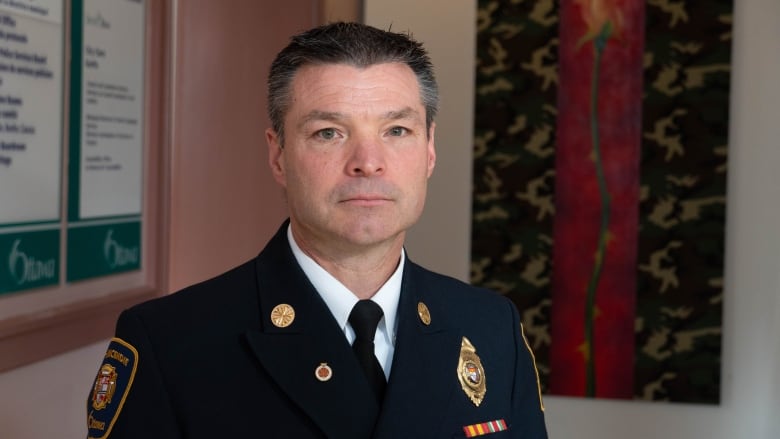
[291,228,404,300]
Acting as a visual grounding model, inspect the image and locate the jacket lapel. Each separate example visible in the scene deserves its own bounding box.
[374,262,462,438]
[243,226,380,439]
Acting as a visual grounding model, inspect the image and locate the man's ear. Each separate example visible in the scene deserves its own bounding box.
[266,128,287,187]
[426,122,436,178]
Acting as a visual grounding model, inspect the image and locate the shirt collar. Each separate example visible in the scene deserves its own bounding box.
[286,224,403,345]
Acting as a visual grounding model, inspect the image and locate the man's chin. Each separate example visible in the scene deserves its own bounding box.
[336,223,406,248]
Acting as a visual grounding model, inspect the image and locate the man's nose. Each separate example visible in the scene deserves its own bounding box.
[345,134,386,177]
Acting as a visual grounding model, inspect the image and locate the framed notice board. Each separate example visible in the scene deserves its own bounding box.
[0,0,169,371]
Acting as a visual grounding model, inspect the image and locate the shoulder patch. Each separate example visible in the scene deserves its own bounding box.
[87,337,139,439]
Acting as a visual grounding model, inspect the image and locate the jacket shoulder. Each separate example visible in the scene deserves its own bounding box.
[119,258,260,336]
[407,261,506,303]
[405,261,516,326]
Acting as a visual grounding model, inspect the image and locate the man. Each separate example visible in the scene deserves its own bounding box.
[87,22,547,438]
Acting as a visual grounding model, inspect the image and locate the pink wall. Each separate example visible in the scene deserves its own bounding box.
[167,0,320,291]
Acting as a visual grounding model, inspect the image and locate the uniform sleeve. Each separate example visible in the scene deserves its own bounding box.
[506,298,548,438]
[86,309,181,439]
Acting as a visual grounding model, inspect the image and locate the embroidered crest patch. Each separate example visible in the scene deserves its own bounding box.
[87,337,138,439]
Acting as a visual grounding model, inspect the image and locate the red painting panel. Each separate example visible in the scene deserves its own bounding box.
[550,0,645,398]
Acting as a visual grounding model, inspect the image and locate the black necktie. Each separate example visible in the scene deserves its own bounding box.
[348,299,387,402]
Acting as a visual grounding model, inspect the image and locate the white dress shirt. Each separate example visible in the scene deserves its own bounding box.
[287,225,402,379]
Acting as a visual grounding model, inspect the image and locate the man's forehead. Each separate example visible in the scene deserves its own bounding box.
[287,62,425,120]
[290,62,419,93]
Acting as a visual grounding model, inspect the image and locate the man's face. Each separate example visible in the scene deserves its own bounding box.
[267,62,436,254]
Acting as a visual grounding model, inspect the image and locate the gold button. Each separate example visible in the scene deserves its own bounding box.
[417,302,431,325]
[270,304,295,328]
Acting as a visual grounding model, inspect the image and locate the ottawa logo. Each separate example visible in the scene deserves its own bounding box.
[91,363,118,411]
[102,230,139,269]
[7,239,56,285]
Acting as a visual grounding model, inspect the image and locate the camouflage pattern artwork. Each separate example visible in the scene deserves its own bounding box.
[471,0,731,403]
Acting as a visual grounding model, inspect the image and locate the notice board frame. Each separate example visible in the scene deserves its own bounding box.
[0,0,170,372]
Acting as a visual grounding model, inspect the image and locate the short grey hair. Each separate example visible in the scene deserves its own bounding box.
[267,22,439,146]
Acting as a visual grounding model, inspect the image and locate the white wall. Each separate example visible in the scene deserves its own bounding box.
[0,340,108,438]
[367,0,780,438]
[0,1,777,438]
[366,0,476,281]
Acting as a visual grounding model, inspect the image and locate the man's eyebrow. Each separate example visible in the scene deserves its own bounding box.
[300,110,345,126]
[383,107,421,121]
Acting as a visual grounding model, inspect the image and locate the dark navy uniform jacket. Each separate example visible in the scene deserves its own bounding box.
[87,223,547,438]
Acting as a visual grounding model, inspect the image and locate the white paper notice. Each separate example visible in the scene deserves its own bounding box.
[0,0,63,225]
[79,0,143,219]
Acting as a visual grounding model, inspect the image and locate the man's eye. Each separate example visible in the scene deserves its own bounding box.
[315,128,338,140]
[388,126,407,136]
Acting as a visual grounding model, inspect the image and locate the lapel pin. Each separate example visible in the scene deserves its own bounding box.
[270,304,295,328]
[457,336,486,406]
[417,301,431,325]
[315,363,333,382]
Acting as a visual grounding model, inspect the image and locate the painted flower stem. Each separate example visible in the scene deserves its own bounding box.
[584,23,613,398]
